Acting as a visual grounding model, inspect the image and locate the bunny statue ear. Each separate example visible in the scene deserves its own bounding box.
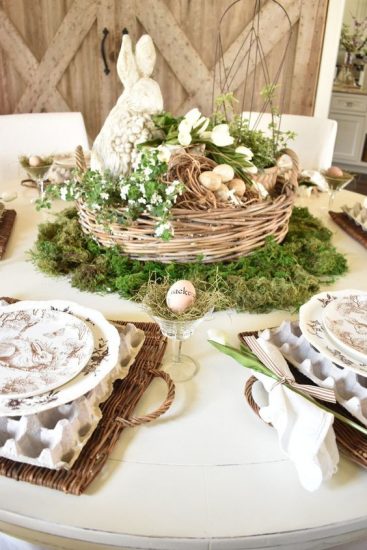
[135,35,157,77]
[117,32,140,89]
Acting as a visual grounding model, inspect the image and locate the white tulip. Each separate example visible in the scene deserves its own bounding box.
[184,108,202,127]
[207,328,227,345]
[235,146,254,160]
[200,130,212,140]
[178,131,192,146]
[196,117,210,135]
[178,118,192,134]
[210,124,234,147]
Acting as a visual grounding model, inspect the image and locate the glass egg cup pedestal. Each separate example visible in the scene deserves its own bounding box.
[24,164,53,201]
[322,171,354,210]
[151,314,210,383]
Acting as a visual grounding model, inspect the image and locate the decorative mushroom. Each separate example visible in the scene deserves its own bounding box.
[228,178,246,197]
[213,164,235,183]
[199,171,222,191]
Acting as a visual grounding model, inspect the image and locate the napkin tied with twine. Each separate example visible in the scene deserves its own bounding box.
[243,336,339,491]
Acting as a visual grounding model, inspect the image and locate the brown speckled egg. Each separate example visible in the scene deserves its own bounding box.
[325,166,344,178]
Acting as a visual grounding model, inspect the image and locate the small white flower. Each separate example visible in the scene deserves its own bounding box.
[60,187,68,201]
[144,167,153,177]
[91,203,101,211]
[138,197,146,204]
[120,184,130,200]
[210,124,234,147]
[100,192,109,200]
[157,145,172,163]
[155,221,172,237]
[166,184,176,195]
[150,192,161,205]
[139,183,146,195]
[235,146,254,160]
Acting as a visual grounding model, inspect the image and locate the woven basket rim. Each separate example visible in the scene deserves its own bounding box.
[75,147,299,263]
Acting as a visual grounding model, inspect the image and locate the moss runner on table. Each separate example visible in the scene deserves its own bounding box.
[29,207,347,313]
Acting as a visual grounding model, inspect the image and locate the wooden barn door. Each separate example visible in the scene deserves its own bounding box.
[0,0,120,139]
[0,0,328,140]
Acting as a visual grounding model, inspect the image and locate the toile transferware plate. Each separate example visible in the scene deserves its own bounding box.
[0,300,120,416]
[0,322,145,469]
[322,292,367,363]
[0,307,94,399]
[299,290,367,377]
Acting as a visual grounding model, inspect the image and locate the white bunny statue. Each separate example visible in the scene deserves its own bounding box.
[91,30,164,176]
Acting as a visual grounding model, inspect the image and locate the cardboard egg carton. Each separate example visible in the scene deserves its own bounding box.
[0,323,145,470]
[342,202,367,232]
[259,321,367,427]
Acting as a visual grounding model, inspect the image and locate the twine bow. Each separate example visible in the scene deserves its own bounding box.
[243,335,336,404]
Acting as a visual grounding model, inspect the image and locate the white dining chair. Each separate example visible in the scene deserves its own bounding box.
[242,112,338,171]
[0,112,89,181]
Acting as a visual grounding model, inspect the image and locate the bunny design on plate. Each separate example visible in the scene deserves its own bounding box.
[0,339,54,371]
[91,32,164,176]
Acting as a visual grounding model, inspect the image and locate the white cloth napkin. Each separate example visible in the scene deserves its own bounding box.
[253,337,339,491]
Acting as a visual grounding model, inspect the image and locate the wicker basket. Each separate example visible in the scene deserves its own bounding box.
[76,147,299,264]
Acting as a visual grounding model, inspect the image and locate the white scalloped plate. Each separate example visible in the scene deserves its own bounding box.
[0,300,120,417]
[299,290,367,377]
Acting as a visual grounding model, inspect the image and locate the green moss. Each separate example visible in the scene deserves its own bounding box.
[29,206,348,313]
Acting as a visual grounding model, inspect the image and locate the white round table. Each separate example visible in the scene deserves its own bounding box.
[1,181,367,550]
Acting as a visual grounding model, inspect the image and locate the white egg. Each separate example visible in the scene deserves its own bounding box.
[28,155,41,167]
[166,280,196,313]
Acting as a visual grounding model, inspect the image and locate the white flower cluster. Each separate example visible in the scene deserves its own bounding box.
[118,149,185,239]
[155,221,173,238]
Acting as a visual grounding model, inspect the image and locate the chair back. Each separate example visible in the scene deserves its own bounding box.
[0,112,89,180]
[242,112,337,171]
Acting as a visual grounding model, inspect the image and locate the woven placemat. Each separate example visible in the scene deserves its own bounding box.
[0,298,172,494]
[239,331,367,470]
[0,210,16,259]
[329,210,367,249]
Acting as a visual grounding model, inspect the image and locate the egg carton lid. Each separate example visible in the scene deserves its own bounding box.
[0,322,145,470]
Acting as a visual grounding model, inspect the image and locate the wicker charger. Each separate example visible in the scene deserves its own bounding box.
[75,147,299,264]
[0,209,16,260]
[0,297,174,495]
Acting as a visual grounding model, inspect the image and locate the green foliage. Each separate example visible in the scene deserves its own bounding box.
[29,207,348,313]
[36,149,184,240]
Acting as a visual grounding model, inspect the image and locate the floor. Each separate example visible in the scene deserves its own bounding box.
[346,172,367,195]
